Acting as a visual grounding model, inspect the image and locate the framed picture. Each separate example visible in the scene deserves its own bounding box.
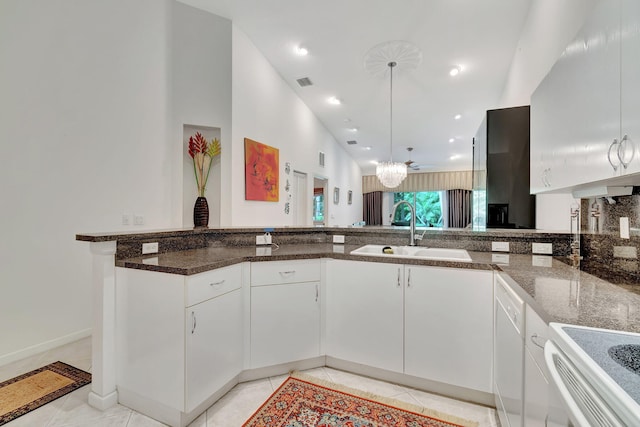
[348,190,353,205]
[333,187,340,204]
[244,138,279,201]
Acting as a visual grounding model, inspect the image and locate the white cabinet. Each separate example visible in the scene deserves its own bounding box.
[250,260,321,368]
[115,264,243,426]
[405,266,493,393]
[325,260,404,372]
[185,287,242,412]
[326,260,494,391]
[523,305,549,427]
[530,1,640,192]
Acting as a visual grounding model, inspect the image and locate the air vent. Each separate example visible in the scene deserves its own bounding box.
[347,140,357,145]
[319,151,325,167]
[296,77,313,87]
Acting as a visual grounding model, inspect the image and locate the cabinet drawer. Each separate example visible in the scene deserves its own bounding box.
[525,304,549,376]
[186,264,241,307]
[251,259,320,286]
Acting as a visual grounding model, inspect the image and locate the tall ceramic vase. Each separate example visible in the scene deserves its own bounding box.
[193,196,209,228]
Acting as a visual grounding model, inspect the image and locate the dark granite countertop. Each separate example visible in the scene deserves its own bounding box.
[116,242,640,333]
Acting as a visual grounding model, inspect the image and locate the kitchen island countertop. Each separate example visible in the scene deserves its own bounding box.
[116,243,640,333]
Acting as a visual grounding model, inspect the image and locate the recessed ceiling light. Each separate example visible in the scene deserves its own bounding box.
[370,160,379,165]
[347,127,359,132]
[450,154,461,160]
[449,66,461,76]
[328,96,342,105]
[363,146,372,151]
[454,114,462,120]
[344,118,352,123]
[294,45,308,56]
[449,138,455,143]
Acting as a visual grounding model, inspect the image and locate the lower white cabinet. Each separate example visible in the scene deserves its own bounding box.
[250,260,321,368]
[186,288,243,412]
[250,282,320,367]
[405,266,493,393]
[115,264,243,426]
[524,349,548,427]
[326,260,494,392]
[326,260,404,372]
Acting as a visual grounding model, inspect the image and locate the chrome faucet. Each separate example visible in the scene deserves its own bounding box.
[392,200,421,246]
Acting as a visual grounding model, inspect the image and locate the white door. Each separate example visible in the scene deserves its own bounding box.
[404,266,493,393]
[292,171,308,226]
[185,288,243,412]
[250,282,320,368]
[325,260,404,373]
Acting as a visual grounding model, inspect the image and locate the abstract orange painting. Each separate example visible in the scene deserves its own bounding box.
[244,138,279,201]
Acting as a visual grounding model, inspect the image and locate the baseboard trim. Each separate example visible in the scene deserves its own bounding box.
[0,328,92,367]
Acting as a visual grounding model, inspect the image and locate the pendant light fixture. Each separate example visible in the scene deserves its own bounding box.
[375,61,407,188]
[364,40,422,189]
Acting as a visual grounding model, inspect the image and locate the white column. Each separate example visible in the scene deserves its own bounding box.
[88,240,118,410]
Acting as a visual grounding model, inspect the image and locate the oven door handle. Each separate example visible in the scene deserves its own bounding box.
[544,341,625,427]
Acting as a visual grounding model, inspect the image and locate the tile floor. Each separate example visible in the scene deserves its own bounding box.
[1,338,499,426]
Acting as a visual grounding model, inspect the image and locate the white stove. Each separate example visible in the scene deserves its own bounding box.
[545,323,640,427]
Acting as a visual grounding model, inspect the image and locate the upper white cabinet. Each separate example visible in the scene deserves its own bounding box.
[405,266,493,393]
[531,1,640,193]
[325,260,404,373]
[249,260,321,368]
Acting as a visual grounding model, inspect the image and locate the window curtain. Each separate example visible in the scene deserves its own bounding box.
[363,191,383,225]
[447,189,472,228]
[362,170,472,193]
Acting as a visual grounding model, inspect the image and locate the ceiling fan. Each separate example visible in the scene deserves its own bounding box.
[404,147,427,171]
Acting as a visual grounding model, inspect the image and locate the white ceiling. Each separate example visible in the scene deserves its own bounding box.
[179,0,532,175]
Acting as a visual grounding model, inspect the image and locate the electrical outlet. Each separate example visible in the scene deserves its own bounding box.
[532,243,553,254]
[620,217,630,239]
[134,215,144,225]
[333,235,345,244]
[532,255,552,267]
[492,241,510,252]
[122,213,130,225]
[142,242,158,254]
[256,233,272,245]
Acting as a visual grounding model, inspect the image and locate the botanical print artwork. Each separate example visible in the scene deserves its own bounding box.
[245,138,279,201]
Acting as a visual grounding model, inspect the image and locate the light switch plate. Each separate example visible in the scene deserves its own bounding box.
[532,255,552,267]
[492,241,510,252]
[532,243,553,254]
[142,242,158,254]
[620,217,630,239]
[333,235,345,244]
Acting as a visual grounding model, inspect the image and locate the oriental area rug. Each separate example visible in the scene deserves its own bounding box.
[243,372,478,427]
[0,361,91,426]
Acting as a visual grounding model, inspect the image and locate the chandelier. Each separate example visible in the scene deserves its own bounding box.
[376,61,407,188]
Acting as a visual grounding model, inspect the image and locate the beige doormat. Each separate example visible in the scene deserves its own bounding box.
[0,361,91,426]
[243,371,478,427]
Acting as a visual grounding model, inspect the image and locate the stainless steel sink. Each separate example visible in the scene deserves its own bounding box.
[350,244,472,262]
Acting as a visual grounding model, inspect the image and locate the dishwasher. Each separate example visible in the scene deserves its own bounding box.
[494,274,525,427]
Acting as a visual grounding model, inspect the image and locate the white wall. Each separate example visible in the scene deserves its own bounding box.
[0,0,176,363]
[498,0,596,230]
[173,2,232,227]
[228,26,363,227]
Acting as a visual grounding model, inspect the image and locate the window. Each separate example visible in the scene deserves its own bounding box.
[393,192,443,227]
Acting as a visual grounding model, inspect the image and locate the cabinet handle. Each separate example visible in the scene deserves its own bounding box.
[279,270,295,275]
[608,139,620,171]
[530,333,546,349]
[209,280,225,287]
[407,268,411,288]
[397,268,401,287]
[617,134,635,170]
[191,311,196,334]
[315,284,319,302]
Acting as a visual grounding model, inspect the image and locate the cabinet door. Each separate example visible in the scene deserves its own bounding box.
[186,288,243,412]
[250,281,320,368]
[326,260,404,373]
[531,1,621,191]
[404,266,493,393]
[523,349,548,427]
[621,0,640,174]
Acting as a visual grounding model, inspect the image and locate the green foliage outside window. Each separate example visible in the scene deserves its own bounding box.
[393,192,443,227]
